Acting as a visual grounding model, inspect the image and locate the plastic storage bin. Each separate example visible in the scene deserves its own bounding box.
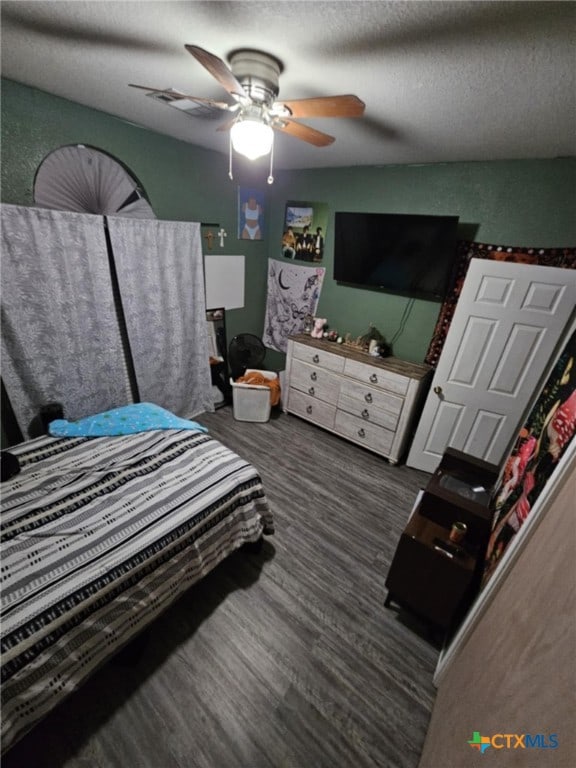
[230,369,278,422]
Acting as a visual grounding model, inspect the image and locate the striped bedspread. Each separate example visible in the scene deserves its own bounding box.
[1,429,273,753]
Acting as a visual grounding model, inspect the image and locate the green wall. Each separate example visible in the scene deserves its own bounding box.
[2,78,575,372]
[266,160,576,365]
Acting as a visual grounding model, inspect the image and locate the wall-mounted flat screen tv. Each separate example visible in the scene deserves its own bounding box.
[333,212,460,301]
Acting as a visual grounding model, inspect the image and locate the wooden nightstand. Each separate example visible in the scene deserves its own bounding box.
[385,508,479,631]
[385,449,499,636]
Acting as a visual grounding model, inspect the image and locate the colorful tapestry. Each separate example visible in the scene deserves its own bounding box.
[424,242,576,367]
[263,259,325,352]
[482,328,576,588]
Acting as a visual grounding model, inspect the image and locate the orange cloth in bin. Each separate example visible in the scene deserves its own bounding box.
[235,372,281,407]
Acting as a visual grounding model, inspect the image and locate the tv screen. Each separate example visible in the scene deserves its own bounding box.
[333,212,460,301]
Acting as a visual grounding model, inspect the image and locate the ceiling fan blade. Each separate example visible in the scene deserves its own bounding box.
[185,44,245,99]
[216,116,237,133]
[275,95,365,119]
[274,119,335,147]
[128,83,230,110]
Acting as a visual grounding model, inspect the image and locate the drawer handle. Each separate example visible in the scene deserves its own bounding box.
[308,386,315,396]
[434,545,454,559]
[358,428,366,438]
[370,373,378,384]
[310,372,317,381]
[312,354,320,363]
[306,405,313,415]
[361,409,369,420]
[364,393,373,403]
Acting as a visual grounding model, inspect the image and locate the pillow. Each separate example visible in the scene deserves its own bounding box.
[49,403,208,437]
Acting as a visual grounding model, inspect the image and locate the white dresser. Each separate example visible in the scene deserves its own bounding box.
[284,334,432,464]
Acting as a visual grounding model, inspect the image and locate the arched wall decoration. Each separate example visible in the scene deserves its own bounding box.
[33,144,156,219]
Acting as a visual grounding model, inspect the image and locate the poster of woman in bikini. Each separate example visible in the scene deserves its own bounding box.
[238,187,265,240]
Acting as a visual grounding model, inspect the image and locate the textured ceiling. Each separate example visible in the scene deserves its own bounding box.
[1,1,575,171]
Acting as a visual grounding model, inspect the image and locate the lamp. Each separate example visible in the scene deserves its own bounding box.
[230,117,274,160]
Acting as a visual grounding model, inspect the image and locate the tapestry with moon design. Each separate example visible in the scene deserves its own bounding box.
[263,259,326,352]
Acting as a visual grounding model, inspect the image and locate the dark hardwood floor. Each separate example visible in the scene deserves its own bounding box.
[3,407,438,768]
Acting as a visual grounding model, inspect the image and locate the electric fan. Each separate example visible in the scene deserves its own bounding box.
[130,45,365,151]
[228,334,266,380]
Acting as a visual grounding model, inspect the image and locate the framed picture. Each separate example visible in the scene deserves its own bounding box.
[238,187,265,240]
[205,316,219,359]
[282,200,329,262]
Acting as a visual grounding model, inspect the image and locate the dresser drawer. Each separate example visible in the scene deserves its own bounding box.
[344,358,409,396]
[338,394,401,431]
[292,341,345,374]
[338,378,404,424]
[335,410,394,454]
[288,389,336,430]
[290,360,340,405]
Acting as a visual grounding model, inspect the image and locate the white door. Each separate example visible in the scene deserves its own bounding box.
[407,259,576,473]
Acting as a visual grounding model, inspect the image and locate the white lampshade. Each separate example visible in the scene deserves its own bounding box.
[230,119,274,160]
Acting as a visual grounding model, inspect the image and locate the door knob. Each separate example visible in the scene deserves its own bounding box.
[434,385,443,395]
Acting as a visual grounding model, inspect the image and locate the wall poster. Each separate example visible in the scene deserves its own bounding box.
[238,187,265,240]
[281,200,328,262]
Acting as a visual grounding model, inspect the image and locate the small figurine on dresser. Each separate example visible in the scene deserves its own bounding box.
[358,324,391,357]
[311,318,327,338]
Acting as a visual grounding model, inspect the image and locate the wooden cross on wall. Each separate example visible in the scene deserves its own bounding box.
[201,223,220,251]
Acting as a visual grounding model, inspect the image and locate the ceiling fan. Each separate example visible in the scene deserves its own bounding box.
[129,45,365,174]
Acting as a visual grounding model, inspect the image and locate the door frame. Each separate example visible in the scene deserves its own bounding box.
[434,314,576,684]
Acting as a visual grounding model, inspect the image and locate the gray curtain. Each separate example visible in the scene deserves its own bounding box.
[107,216,213,418]
[1,204,132,435]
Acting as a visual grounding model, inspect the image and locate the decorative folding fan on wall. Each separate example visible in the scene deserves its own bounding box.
[33,145,156,218]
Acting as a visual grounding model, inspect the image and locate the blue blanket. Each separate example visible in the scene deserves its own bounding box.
[49,403,208,437]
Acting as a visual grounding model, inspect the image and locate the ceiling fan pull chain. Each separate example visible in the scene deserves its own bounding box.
[228,133,234,180]
[267,135,274,185]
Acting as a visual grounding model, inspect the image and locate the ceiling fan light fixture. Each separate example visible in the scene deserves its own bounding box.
[230,118,274,160]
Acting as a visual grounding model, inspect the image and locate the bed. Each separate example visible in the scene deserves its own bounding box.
[0,425,274,753]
